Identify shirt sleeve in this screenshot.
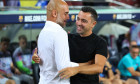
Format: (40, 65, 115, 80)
(95, 39, 108, 58)
(138, 57, 140, 67)
(123, 57, 133, 68)
(54, 31, 79, 71)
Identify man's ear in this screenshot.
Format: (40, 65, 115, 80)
(91, 21, 97, 29)
(93, 21, 97, 26)
(52, 10, 57, 18)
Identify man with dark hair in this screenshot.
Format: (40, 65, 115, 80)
(18, 35, 27, 43)
(0, 37, 16, 84)
(80, 7, 98, 21)
(1, 37, 10, 43)
(13, 35, 31, 74)
(0, 37, 33, 84)
(13, 35, 34, 84)
(33, 6, 107, 84)
(17, 35, 28, 52)
(59, 6, 107, 84)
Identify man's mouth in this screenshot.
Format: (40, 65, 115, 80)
(77, 26, 83, 31)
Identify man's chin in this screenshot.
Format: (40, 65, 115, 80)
(76, 30, 82, 34)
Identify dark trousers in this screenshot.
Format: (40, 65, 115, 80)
(121, 75, 140, 84)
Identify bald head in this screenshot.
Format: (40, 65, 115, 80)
(47, 0, 67, 10)
(47, 0, 67, 17)
(47, 0, 69, 27)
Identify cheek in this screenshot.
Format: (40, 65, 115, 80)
(83, 24, 88, 28)
(76, 21, 78, 25)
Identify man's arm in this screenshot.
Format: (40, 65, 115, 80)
(77, 54, 106, 74)
(10, 63, 21, 75)
(59, 54, 107, 79)
(0, 74, 4, 78)
(122, 56, 140, 76)
(59, 39, 108, 79)
(32, 48, 89, 66)
(16, 61, 32, 75)
(127, 67, 140, 76)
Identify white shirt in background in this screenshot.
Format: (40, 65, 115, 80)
(38, 21, 79, 84)
(0, 1, 4, 7)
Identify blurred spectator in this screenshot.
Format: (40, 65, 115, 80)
(118, 41, 140, 83)
(131, 23, 140, 45)
(0, 37, 16, 84)
(2, 0, 6, 6)
(13, 35, 34, 84)
(100, 61, 138, 84)
(0, 37, 33, 84)
(0, 0, 4, 7)
(0, 72, 15, 84)
(99, 61, 123, 84)
(117, 31, 131, 57)
(7, 0, 18, 6)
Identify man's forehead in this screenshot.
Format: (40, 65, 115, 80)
(131, 41, 137, 45)
(61, 5, 69, 12)
(78, 11, 91, 17)
(1, 41, 9, 44)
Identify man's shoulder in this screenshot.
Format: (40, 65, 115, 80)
(0, 51, 11, 58)
(94, 34, 107, 45)
(95, 34, 106, 42)
(14, 47, 21, 52)
(123, 53, 132, 60)
(13, 47, 21, 55)
(44, 21, 64, 32)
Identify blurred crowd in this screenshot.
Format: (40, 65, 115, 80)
(99, 23, 140, 84)
(0, 23, 140, 84)
(0, 35, 37, 84)
(0, 0, 48, 8)
(0, 0, 140, 83)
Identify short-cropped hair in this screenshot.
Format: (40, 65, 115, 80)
(18, 35, 27, 42)
(1, 37, 10, 43)
(81, 7, 98, 21)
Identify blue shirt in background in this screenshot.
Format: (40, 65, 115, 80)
(118, 53, 140, 76)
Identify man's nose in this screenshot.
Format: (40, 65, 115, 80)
(77, 20, 81, 25)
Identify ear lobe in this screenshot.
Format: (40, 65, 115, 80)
(92, 21, 97, 28)
(52, 10, 57, 18)
(93, 21, 97, 25)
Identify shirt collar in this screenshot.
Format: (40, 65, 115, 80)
(45, 21, 62, 29)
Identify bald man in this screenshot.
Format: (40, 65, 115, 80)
(34, 6, 108, 84)
(37, 0, 80, 84)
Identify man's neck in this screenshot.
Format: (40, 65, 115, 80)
(80, 32, 92, 37)
(47, 17, 56, 23)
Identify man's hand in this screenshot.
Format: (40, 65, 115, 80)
(15, 68, 21, 75)
(105, 61, 112, 68)
(7, 74, 12, 77)
(0, 74, 4, 78)
(32, 48, 40, 63)
(59, 67, 79, 79)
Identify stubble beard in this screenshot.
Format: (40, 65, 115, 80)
(56, 14, 65, 28)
